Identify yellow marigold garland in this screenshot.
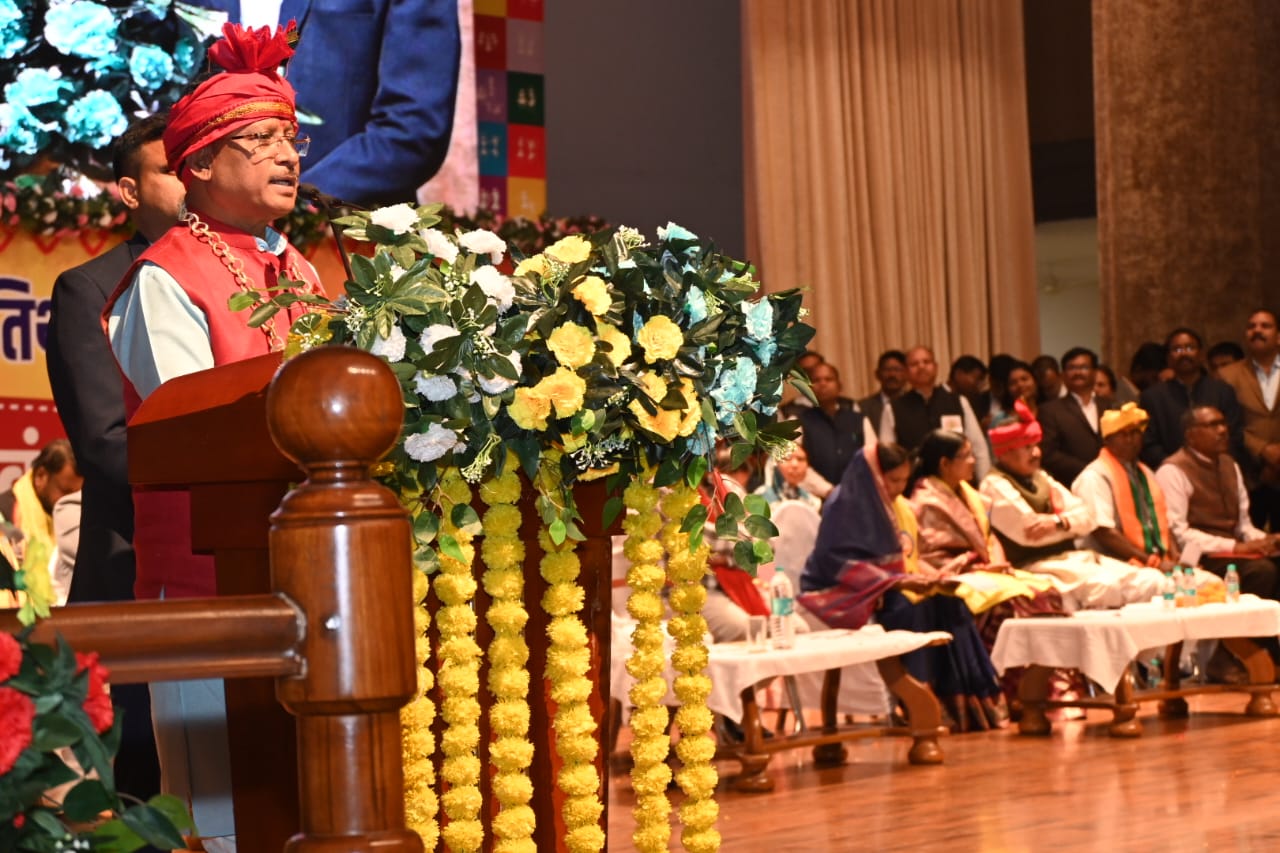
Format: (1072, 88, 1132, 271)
(622, 477, 672, 853)
(479, 463, 538, 853)
(660, 484, 720, 853)
(402, 559, 440, 848)
(536, 457, 606, 853)
(435, 468, 484, 852)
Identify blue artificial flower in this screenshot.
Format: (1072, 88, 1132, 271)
(755, 338, 777, 365)
(0, 0, 28, 61)
(658, 221, 698, 243)
(0, 103, 49, 155)
(63, 90, 127, 147)
(174, 37, 201, 77)
(710, 357, 759, 424)
(688, 422, 715, 456)
(88, 52, 127, 75)
(4, 67, 73, 108)
(129, 44, 175, 91)
(44, 1, 118, 59)
(685, 285, 708, 324)
(743, 299, 773, 341)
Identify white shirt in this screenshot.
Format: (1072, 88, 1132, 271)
(239, 1, 284, 30)
(1071, 391, 1099, 434)
(1154, 449, 1266, 557)
(880, 391, 991, 481)
(107, 227, 295, 401)
(980, 469, 1096, 547)
(1253, 355, 1280, 411)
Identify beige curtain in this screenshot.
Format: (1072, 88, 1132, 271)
(742, 0, 1039, 398)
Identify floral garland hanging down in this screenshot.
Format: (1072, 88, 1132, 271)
(251, 200, 813, 852)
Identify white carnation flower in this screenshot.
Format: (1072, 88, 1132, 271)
(368, 203, 419, 235)
(419, 323, 461, 353)
(470, 265, 515, 311)
(404, 423, 466, 463)
(414, 373, 458, 402)
(477, 352, 521, 395)
(457, 228, 506, 264)
(369, 325, 406, 362)
(420, 227, 459, 264)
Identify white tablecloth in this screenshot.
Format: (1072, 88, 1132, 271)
(611, 620, 951, 723)
(989, 595, 1280, 689)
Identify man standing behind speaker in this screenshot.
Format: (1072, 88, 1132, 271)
(194, 0, 461, 206)
(45, 114, 181, 806)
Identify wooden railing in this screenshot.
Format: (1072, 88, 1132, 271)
(2, 346, 422, 852)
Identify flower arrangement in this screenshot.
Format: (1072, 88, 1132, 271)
(0, 0, 218, 180)
(0, 560, 193, 850)
(258, 201, 813, 850)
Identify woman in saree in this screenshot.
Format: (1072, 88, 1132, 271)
(909, 429, 1064, 649)
(800, 442, 1004, 731)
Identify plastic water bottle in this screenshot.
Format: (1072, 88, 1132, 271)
(1181, 566, 1198, 607)
(1160, 571, 1177, 610)
(769, 571, 796, 650)
(1225, 563, 1241, 603)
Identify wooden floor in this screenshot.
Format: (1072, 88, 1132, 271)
(606, 694, 1280, 851)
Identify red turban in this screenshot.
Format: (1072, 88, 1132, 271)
(988, 399, 1043, 456)
(163, 22, 299, 177)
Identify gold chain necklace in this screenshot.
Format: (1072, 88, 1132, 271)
(182, 209, 314, 351)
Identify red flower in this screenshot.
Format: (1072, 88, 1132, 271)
(12, 814, 22, 828)
(0, 634, 20, 682)
(0, 687, 35, 775)
(75, 653, 113, 734)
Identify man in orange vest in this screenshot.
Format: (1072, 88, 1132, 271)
(1071, 403, 1181, 571)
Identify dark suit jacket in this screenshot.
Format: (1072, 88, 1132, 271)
(46, 237, 147, 603)
(197, 0, 461, 206)
(1037, 395, 1113, 487)
(858, 393, 887, 434)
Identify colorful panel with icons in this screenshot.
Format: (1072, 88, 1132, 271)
(474, 0, 546, 219)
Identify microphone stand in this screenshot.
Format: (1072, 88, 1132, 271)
(299, 183, 364, 285)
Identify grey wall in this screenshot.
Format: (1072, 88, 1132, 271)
(544, 1, 746, 258)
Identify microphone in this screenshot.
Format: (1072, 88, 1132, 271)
(298, 183, 367, 212)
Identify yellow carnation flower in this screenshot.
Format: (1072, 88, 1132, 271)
(535, 367, 587, 418)
(595, 322, 632, 368)
(547, 321, 596, 369)
(546, 234, 592, 264)
(509, 387, 551, 430)
(514, 253, 548, 277)
(571, 274, 611, 315)
(635, 314, 684, 362)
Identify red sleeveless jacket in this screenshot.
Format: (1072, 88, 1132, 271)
(105, 212, 325, 599)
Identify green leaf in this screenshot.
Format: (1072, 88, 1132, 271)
(438, 533, 465, 563)
(146, 793, 196, 833)
(732, 411, 758, 442)
(732, 540, 756, 572)
(450, 503, 482, 536)
(653, 455, 681, 488)
(685, 455, 709, 488)
(32, 711, 80, 751)
(723, 491, 746, 521)
(601, 496, 625, 530)
(119, 803, 188, 848)
(246, 301, 281, 329)
(715, 514, 738, 538)
(62, 778, 115, 822)
(729, 442, 753, 472)
(743, 494, 769, 518)
(92, 818, 147, 853)
(753, 539, 774, 562)
(412, 510, 439, 545)
(227, 292, 258, 312)
(549, 518, 568, 545)
(680, 503, 708, 536)
(744, 515, 779, 539)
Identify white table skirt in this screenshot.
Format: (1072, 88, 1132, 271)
(989, 595, 1280, 690)
(610, 618, 951, 724)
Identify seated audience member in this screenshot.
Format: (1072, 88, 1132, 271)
(858, 349, 907, 434)
(779, 349, 826, 416)
(757, 444, 823, 513)
(1071, 404, 1181, 570)
(909, 430, 1062, 638)
(1095, 363, 1136, 405)
(800, 443, 1003, 730)
(881, 346, 991, 480)
(0, 440, 84, 583)
(701, 447, 765, 642)
(1127, 341, 1170, 396)
(797, 362, 871, 487)
(946, 355, 989, 419)
(1037, 347, 1113, 486)
(1139, 327, 1244, 470)
(1155, 405, 1280, 598)
(980, 402, 1166, 609)
(1207, 340, 1245, 378)
(1217, 309, 1280, 530)
(1031, 354, 1065, 403)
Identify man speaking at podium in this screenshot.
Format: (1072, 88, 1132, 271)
(105, 23, 326, 852)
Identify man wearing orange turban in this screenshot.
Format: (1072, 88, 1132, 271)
(103, 23, 328, 851)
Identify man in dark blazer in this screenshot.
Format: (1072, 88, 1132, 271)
(45, 114, 182, 804)
(195, 0, 461, 206)
(858, 349, 907, 435)
(1039, 346, 1115, 487)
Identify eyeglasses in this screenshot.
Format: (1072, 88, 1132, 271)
(226, 131, 311, 158)
(1170, 344, 1198, 354)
